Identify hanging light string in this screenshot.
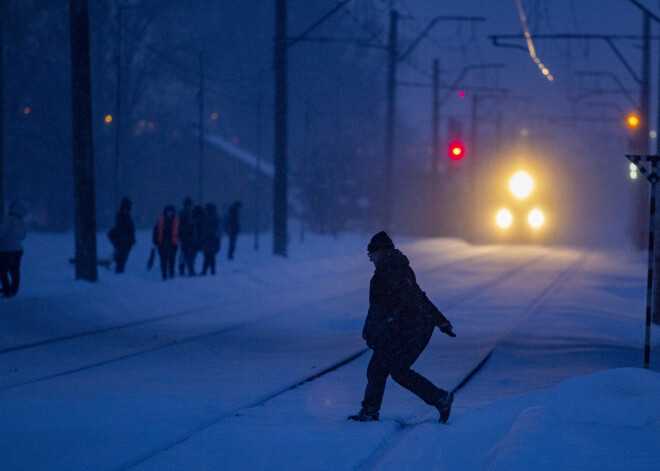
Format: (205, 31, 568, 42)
(515, 0, 554, 82)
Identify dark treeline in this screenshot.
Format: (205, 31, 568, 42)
(8, 0, 537, 240)
(3, 0, 413, 234)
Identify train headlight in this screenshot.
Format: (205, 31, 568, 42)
(509, 171, 534, 199)
(496, 209, 513, 228)
(528, 209, 544, 228)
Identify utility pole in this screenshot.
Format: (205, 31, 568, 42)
(271, 0, 351, 256)
(467, 93, 479, 241)
(0, 1, 4, 224)
(382, 9, 398, 231)
(198, 51, 205, 204)
(254, 98, 263, 251)
(381, 12, 484, 231)
(114, 4, 124, 209)
(400, 62, 504, 238)
(431, 59, 440, 234)
(70, 0, 98, 281)
(273, 0, 288, 256)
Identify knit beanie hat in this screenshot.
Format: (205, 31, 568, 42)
(367, 231, 394, 253)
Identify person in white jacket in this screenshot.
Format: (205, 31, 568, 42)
(0, 201, 27, 297)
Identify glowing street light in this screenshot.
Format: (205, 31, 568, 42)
(105, 114, 113, 124)
(627, 114, 640, 129)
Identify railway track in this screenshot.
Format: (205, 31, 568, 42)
(1, 246, 587, 470)
(352, 252, 588, 471)
(0, 244, 504, 391)
(113, 249, 586, 470)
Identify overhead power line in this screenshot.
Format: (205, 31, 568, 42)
(514, 0, 554, 82)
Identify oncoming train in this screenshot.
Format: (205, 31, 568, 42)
(481, 163, 555, 243)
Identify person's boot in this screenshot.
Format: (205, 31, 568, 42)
(347, 406, 379, 422)
(436, 390, 454, 424)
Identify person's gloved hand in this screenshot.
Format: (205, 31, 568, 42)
(437, 321, 456, 337)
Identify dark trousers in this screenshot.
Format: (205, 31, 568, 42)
(182, 247, 197, 275)
(228, 233, 237, 259)
(114, 246, 131, 273)
(362, 335, 444, 412)
(202, 250, 216, 274)
(158, 246, 177, 280)
(0, 250, 24, 297)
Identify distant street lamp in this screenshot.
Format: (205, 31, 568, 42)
(627, 113, 641, 128)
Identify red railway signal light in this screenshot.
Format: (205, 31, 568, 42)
(448, 140, 465, 161)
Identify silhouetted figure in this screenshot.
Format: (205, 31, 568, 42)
(349, 231, 456, 423)
(178, 197, 193, 275)
(108, 197, 136, 273)
(0, 201, 28, 298)
(201, 203, 221, 275)
(153, 205, 179, 280)
(225, 201, 242, 260)
(183, 204, 205, 275)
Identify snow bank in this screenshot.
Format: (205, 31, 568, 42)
(434, 368, 660, 471)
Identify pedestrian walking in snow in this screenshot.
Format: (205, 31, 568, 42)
(225, 201, 242, 260)
(349, 231, 457, 423)
(201, 203, 221, 275)
(107, 197, 136, 273)
(153, 205, 180, 280)
(184, 204, 205, 275)
(0, 201, 28, 298)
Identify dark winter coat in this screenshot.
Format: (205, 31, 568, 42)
(362, 249, 452, 357)
(190, 205, 205, 251)
(178, 207, 194, 249)
(201, 208, 220, 253)
(225, 205, 240, 236)
(109, 207, 136, 249)
(0, 202, 28, 252)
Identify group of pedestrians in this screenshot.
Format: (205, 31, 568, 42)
(108, 197, 243, 280)
(151, 197, 241, 280)
(107, 196, 242, 279)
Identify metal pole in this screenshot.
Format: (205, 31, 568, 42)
(114, 5, 123, 208)
(70, 0, 98, 281)
(382, 9, 398, 231)
(254, 99, 262, 251)
(273, 0, 288, 256)
(645, 157, 657, 368)
(431, 59, 440, 235)
(0, 1, 4, 223)
(198, 51, 204, 204)
(626, 154, 658, 369)
(468, 94, 479, 241)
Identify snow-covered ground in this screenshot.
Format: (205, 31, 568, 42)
(1, 230, 659, 470)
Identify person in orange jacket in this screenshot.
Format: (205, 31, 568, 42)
(152, 205, 179, 280)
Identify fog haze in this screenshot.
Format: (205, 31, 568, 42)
(2, 0, 653, 247)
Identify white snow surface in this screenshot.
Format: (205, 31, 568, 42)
(1, 230, 660, 470)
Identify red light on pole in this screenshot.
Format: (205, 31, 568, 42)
(448, 140, 465, 160)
